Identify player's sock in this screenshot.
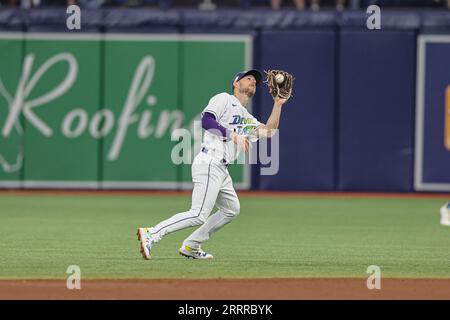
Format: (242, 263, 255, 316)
(144, 227, 162, 243)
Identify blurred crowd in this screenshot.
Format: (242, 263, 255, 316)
(1, 0, 449, 10)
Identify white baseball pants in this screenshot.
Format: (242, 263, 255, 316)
(149, 151, 240, 249)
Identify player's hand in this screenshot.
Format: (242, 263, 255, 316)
(231, 132, 251, 153)
(274, 96, 288, 107)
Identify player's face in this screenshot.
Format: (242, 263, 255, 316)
(237, 75, 257, 98)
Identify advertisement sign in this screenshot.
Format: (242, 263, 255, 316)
(415, 35, 450, 191)
(0, 33, 251, 189)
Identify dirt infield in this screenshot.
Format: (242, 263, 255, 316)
(1, 279, 449, 300)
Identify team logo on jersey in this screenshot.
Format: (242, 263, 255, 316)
(229, 115, 257, 136)
(242, 125, 257, 135)
(229, 115, 255, 125)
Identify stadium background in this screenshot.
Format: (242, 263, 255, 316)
(1, 0, 450, 300)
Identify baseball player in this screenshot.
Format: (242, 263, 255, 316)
(440, 202, 450, 226)
(137, 69, 292, 260)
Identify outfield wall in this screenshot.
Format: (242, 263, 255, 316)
(0, 9, 450, 192)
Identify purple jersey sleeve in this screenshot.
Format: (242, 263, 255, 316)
(202, 112, 232, 140)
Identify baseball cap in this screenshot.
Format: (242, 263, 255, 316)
(231, 69, 263, 91)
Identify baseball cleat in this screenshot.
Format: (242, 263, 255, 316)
(440, 202, 450, 226)
(179, 245, 213, 260)
(137, 227, 156, 260)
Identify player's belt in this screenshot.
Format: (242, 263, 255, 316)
(201, 147, 228, 167)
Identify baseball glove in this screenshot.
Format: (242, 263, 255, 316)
(265, 70, 294, 100)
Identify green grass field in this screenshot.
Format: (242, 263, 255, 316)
(0, 193, 449, 279)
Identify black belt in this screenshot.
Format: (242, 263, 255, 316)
(202, 147, 228, 167)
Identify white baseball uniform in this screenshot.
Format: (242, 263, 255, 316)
(149, 92, 262, 249)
